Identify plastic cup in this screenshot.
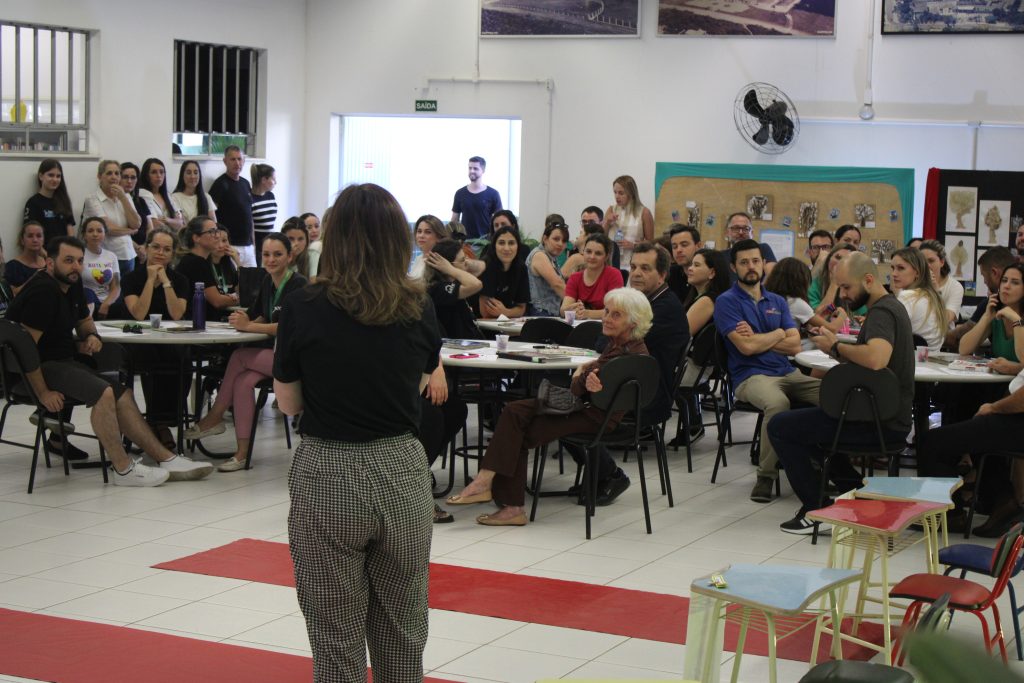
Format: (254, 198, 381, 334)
(915, 345, 929, 362)
(150, 313, 162, 329)
(564, 309, 577, 325)
(496, 334, 509, 352)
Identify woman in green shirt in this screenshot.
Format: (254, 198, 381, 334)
(960, 263, 1024, 375)
(809, 243, 866, 318)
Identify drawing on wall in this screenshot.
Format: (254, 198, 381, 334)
(945, 186, 978, 233)
(882, 0, 1024, 35)
(685, 201, 702, 229)
(481, 0, 641, 37)
(798, 201, 818, 234)
(746, 194, 772, 221)
(658, 1, 836, 36)
(871, 239, 896, 264)
(978, 199, 1011, 247)
(854, 203, 876, 229)
(946, 235, 975, 282)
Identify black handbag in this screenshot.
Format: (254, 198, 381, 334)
(535, 378, 584, 416)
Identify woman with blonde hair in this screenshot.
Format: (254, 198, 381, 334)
(273, 183, 441, 682)
(604, 175, 654, 267)
(890, 247, 948, 352)
(409, 214, 451, 278)
(920, 239, 964, 326)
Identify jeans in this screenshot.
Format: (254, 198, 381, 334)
(768, 407, 908, 515)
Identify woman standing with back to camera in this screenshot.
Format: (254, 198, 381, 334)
(274, 183, 441, 683)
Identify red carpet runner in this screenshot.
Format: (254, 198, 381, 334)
(0, 608, 456, 683)
(155, 538, 885, 663)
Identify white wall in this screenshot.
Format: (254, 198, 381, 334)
(304, 0, 1024, 238)
(0, 0, 306, 253)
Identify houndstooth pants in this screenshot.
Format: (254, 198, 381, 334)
(288, 434, 433, 683)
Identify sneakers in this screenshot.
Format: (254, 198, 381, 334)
(45, 438, 90, 461)
(596, 469, 631, 506)
(750, 476, 775, 503)
(217, 457, 246, 473)
(780, 514, 831, 536)
(183, 422, 226, 440)
(159, 454, 214, 481)
(112, 459, 170, 487)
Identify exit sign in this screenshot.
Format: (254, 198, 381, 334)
(415, 99, 438, 112)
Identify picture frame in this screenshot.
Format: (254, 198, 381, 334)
(658, 1, 835, 37)
(481, 0, 641, 38)
(882, 0, 1024, 35)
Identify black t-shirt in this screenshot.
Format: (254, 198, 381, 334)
(176, 253, 223, 321)
(121, 266, 190, 319)
(24, 193, 75, 246)
(212, 257, 238, 294)
(131, 195, 151, 245)
(247, 271, 308, 348)
(7, 272, 89, 362)
(666, 265, 693, 308)
(273, 285, 441, 441)
(0, 280, 14, 319)
(429, 279, 480, 339)
(856, 294, 915, 432)
(479, 261, 530, 310)
(208, 175, 254, 246)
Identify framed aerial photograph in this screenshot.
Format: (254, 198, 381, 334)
(658, 0, 835, 36)
(882, 0, 1024, 35)
(481, 0, 641, 38)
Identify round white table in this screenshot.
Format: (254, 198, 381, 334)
(441, 339, 597, 371)
(474, 316, 587, 336)
(794, 349, 1014, 384)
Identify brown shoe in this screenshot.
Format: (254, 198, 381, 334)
(476, 512, 527, 527)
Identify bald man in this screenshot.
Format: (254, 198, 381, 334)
(769, 253, 916, 534)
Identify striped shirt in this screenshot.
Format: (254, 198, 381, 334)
(251, 190, 277, 233)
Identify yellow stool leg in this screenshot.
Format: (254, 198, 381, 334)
(731, 607, 751, 683)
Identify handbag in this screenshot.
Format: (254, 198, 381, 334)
(535, 378, 584, 416)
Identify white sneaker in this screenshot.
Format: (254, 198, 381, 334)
(112, 460, 170, 487)
(159, 454, 214, 481)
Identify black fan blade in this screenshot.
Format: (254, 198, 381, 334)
(771, 117, 795, 146)
(743, 90, 765, 119)
(752, 123, 771, 146)
(766, 101, 788, 119)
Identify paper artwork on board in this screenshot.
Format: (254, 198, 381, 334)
(946, 234, 975, 282)
(978, 200, 1011, 247)
(746, 194, 772, 221)
(945, 186, 978, 233)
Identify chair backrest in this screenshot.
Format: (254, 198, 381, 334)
(819, 363, 902, 423)
(669, 336, 695, 392)
(518, 317, 573, 345)
(0, 319, 42, 403)
(990, 523, 1024, 578)
(588, 354, 660, 414)
(238, 267, 263, 309)
(565, 320, 603, 351)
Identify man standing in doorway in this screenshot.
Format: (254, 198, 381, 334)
(451, 156, 502, 239)
(209, 146, 256, 267)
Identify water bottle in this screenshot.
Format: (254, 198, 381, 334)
(615, 228, 624, 242)
(192, 283, 206, 330)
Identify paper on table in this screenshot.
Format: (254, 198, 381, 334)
(496, 314, 511, 321)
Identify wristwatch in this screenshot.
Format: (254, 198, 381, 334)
(84, 331, 102, 342)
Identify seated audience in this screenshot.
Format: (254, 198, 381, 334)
(138, 158, 185, 267)
(561, 233, 623, 320)
(919, 239, 963, 327)
(806, 229, 834, 267)
(185, 233, 307, 471)
(684, 248, 731, 336)
(282, 218, 312, 279)
(79, 216, 121, 320)
(82, 160, 141, 276)
(764, 257, 846, 337)
(771, 252, 915, 534)
(299, 212, 322, 277)
(409, 215, 451, 279)
(171, 160, 218, 223)
(122, 227, 190, 446)
(526, 216, 569, 317)
(8, 236, 212, 485)
(890, 247, 947, 352)
(721, 212, 777, 277)
(947, 247, 1016, 350)
(0, 239, 14, 319)
(666, 224, 701, 307)
(120, 162, 151, 260)
(906, 237, 923, 250)
(713, 239, 818, 503)
(809, 243, 863, 320)
(445, 287, 653, 526)
(835, 224, 862, 249)
(959, 263, 1024, 376)
(477, 226, 529, 319)
(6, 221, 48, 295)
(212, 226, 240, 296)
(563, 215, 621, 275)
(177, 217, 240, 320)
(424, 239, 482, 339)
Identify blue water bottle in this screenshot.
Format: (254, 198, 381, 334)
(192, 283, 206, 330)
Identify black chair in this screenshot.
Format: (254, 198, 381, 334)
(709, 332, 766, 485)
(565, 320, 603, 351)
(811, 362, 906, 544)
(0, 320, 107, 493)
(237, 267, 263, 309)
(242, 378, 293, 469)
(531, 354, 661, 539)
(671, 324, 723, 473)
(518, 318, 572, 345)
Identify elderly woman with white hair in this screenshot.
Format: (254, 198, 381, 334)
(446, 286, 652, 526)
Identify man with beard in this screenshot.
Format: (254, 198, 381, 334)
(713, 239, 819, 504)
(450, 156, 502, 239)
(770, 252, 914, 534)
(6, 236, 213, 486)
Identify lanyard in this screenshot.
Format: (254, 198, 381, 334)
(210, 260, 228, 294)
(268, 270, 292, 321)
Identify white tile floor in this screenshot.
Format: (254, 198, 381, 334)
(0, 398, 1022, 683)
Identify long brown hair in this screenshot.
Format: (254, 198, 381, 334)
(317, 183, 425, 325)
(892, 247, 947, 334)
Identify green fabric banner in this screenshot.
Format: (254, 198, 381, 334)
(654, 162, 915, 241)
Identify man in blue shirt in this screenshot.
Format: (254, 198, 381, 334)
(713, 239, 820, 503)
(451, 156, 502, 239)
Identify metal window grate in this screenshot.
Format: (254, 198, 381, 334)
(174, 40, 258, 137)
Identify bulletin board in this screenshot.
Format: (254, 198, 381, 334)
(929, 169, 1024, 301)
(654, 163, 914, 268)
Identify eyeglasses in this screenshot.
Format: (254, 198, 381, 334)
(199, 229, 218, 236)
(728, 225, 753, 233)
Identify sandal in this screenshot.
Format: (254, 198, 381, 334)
(433, 504, 454, 524)
(445, 491, 492, 505)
